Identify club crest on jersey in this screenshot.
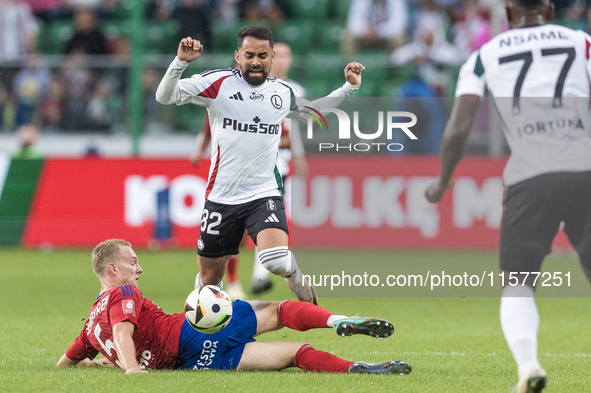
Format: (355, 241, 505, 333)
(198, 237, 204, 250)
(122, 299, 136, 316)
(266, 199, 276, 211)
(250, 92, 264, 101)
(271, 95, 283, 109)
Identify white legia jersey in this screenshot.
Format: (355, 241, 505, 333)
(277, 79, 306, 178)
(455, 24, 591, 186)
(156, 58, 356, 204)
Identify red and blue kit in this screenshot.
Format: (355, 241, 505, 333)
(64, 285, 183, 370)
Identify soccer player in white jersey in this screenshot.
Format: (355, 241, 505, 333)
(425, 1, 591, 392)
(156, 26, 364, 305)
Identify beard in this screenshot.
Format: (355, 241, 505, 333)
(242, 65, 268, 86)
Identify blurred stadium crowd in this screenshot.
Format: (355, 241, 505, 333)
(0, 0, 588, 135)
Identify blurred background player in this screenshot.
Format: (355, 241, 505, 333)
(12, 123, 42, 159)
(64, 8, 107, 56)
(341, 0, 408, 55)
(389, 0, 462, 96)
(425, 1, 591, 392)
(57, 239, 411, 375)
(0, 0, 38, 96)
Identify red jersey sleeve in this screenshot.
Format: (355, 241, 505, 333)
(65, 329, 99, 361)
(108, 285, 141, 327)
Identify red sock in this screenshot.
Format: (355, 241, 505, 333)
(277, 300, 334, 331)
(226, 255, 238, 284)
(295, 344, 353, 373)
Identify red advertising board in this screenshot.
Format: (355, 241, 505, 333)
(22, 156, 572, 250)
(23, 158, 210, 248)
(289, 156, 570, 250)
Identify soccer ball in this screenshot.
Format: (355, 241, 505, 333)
(184, 285, 233, 334)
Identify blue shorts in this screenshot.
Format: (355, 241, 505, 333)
(174, 300, 257, 370)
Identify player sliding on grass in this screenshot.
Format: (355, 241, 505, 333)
(425, 1, 591, 392)
(156, 26, 365, 304)
(57, 239, 411, 375)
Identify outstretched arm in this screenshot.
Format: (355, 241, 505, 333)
(155, 37, 204, 105)
(425, 95, 481, 203)
(57, 354, 114, 368)
(57, 330, 106, 368)
(57, 354, 82, 367)
(112, 321, 147, 374)
(288, 62, 365, 122)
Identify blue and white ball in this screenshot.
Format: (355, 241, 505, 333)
(184, 285, 233, 334)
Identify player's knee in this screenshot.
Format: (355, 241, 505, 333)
(259, 246, 293, 277)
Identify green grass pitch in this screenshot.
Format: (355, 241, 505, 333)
(0, 248, 589, 392)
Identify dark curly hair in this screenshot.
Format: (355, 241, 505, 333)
(237, 26, 274, 49)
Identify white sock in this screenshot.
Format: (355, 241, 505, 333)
(284, 262, 302, 289)
(500, 285, 541, 379)
(194, 273, 203, 289)
(195, 273, 223, 290)
(326, 314, 348, 328)
(251, 246, 270, 281)
(283, 252, 311, 299)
